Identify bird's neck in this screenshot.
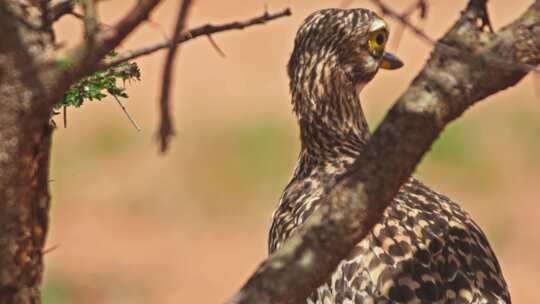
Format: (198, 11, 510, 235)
(293, 88, 371, 162)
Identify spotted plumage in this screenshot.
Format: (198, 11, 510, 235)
(269, 8, 510, 304)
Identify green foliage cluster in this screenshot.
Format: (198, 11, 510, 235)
(55, 55, 141, 112)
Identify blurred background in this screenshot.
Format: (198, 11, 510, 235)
(45, 0, 539, 303)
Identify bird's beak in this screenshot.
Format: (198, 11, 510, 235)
(380, 52, 404, 70)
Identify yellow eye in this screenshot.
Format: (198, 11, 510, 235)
(368, 29, 388, 54)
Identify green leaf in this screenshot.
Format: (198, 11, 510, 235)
(54, 52, 141, 112)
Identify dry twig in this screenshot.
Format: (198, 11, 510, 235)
(390, 0, 429, 50)
(42, 243, 60, 255)
(370, 0, 435, 44)
(101, 8, 292, 69)
(112, 95, 142, 132)
(158, 0, 193, 152)
(206, 34, 227, 58)
(63, 106, 67, 128)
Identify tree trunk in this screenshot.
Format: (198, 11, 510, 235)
(0, 1, 289, 303)
(0, 4, 54, 303)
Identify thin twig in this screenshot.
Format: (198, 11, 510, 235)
(43, 243, 60, 255)
(49, 0, 108, 30)
(370, 0, 435, 44)
(389, 0, 429, 51)
(158, 0, 194, 152)
(63, 106, 67, 128)
(69, 11, 84, 19)
(402, 0, 428, 19)
(67, 10, 112, 30)
(146, 19, 170, 41)
(112, 95, 142, 132)
(206, 34, 227, 58)
(389, 20, 406, 51)
(100, 8, 292, 69)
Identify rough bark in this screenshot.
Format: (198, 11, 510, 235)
(227, 1, 540, 303)
(0, 0, 165, 302)
(0, 3, 54, 303)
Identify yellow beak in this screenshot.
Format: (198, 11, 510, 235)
(380, 52, 404, 70)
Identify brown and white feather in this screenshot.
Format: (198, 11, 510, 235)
(269, 8, 510, 304)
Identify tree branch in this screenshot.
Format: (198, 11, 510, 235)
(379, 0, 429, 50)
(81, 0, 98, 40)
(226, 1, 540, 303)
(49, 0, 76, 22)
(44, 0, 163, 108)
(112, 94, 142, 132)
(101, 8, 292, 69)
(370, 0, 435, 44)
(157, 0, 193, 152)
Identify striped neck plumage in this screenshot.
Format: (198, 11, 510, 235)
(291, 81, 371, 160)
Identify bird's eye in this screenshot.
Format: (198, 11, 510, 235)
(368, 29, 388, 54)
(375, 33, 386, 45)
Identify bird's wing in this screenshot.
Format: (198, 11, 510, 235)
(307, 179, 510, 304)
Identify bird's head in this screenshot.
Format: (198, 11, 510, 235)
(288, 8, 403, 119)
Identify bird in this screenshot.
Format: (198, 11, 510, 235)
(268, 8, 511, 304)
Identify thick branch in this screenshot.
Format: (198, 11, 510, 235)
(101, 8, 292, 69)
(81, 0, 98, 40)
(227, 1, 540, 303)
(157, 0, 193, 152)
